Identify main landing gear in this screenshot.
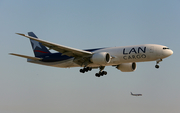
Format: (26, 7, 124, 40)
(95, 66, 107, 77)
(155, 59, 162, 69)
(80, 67, 92, 73)
(79, 66, 107, 77)
(95, 71, 107, 77)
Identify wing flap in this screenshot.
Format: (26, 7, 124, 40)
(10, 53, 42, 60)
(16, 33, 93, 57)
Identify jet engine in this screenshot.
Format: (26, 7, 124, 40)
(90, 52, 111, 65)
(116, 62, 136, 72)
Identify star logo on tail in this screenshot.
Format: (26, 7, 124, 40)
(31, 40, 42, 49)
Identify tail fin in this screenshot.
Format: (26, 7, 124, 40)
(28, 32, 51, 57)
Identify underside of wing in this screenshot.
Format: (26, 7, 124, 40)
(16, 33, 93, 57)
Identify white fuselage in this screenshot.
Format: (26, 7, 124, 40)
(28, 44, 173, 68)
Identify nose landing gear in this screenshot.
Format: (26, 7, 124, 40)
(155, 59, 162, 69)
(155, 65, 159, 69)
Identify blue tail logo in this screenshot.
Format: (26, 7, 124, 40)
(31, 39, 42, 49)
(28, 32, 51, 57)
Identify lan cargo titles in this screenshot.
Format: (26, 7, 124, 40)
(10, 32, 173, 77)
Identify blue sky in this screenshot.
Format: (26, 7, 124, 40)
(1, 0, 180, 113)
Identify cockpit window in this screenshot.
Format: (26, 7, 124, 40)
(163, 47, 169, 49)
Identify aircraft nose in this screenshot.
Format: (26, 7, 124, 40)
(170, 49, 173, 55)
(164, 49, 173, 57)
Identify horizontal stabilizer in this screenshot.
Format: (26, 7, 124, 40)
(9, 53, 42, 60)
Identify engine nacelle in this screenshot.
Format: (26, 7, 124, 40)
(116, 62, 136, 72)
(90, 52, 111, 65)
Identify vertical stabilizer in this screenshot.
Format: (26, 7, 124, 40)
(28, 32, 51, 57)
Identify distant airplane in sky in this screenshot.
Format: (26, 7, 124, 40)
(10, 32, 173, 77)
(131, 92, 142, 96)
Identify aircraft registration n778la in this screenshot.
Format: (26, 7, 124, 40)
(10, 32, 173, 77)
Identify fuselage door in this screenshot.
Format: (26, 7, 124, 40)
(149, 46, 154, 53)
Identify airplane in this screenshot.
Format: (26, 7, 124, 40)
(10, 32, 173, 77)
(131, 92, 142, 96)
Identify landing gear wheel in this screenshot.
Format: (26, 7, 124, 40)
(95, 66, 108, 77)
(101, 71, 107, 76)
(103, 71, 107, 75)
(155, 65, 159, 69)
(79, 67, 92, 73)
(95, 73, 100, 77)
(99, 72, 104, 76)
(85, 68, 89, 72)
(80, 69, 85, 73)
(155, 59, 162, 69)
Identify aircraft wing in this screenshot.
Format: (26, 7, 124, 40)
(16, 33, 93, 57)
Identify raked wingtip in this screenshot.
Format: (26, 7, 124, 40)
(16, 33, 25, 36)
